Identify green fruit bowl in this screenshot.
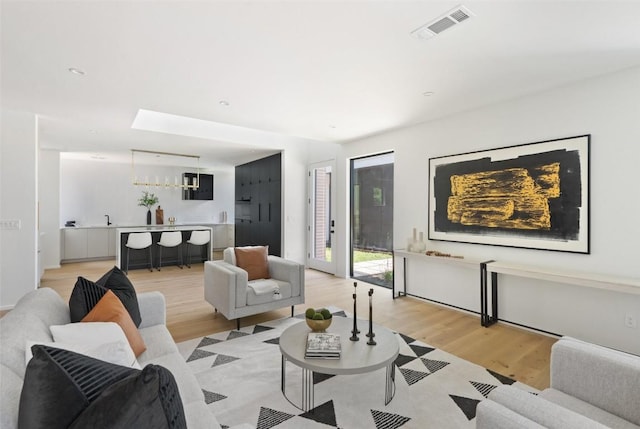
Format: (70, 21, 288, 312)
(306, 317, 332, 332)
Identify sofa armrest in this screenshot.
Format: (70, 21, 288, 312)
(488, 385, 607, 429)
(476, 399, 546, 429)
(268, 256, 304, 299)
(204, 261, 249, 319)
(137, 291, 166, 328)
(551, 336, 640, 425)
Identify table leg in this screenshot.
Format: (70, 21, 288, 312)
(281, 355, 286, 394)
(385, 362, 396, 405)
(302, 368, 314, 412)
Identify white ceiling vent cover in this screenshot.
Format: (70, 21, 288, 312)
(411, 5, 474, 40)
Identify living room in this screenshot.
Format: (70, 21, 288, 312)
(2, 2, 640, 428)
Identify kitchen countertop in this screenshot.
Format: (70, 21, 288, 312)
(115, 225, 213, 233)
(61, 223, 231, 229)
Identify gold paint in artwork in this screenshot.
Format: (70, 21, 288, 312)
(447, 163, 560, 230)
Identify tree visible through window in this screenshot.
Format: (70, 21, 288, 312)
(373, 187, 384, 206)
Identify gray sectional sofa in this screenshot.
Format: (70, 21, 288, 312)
(476, 336, 640, 429)
(0, 287, 247, 429)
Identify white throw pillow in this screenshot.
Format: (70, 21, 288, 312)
(48, 321, 141, 368)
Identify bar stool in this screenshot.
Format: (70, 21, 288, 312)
(157, 231, 183, 271)
(185, 230, 210, 268)
(124, 232, 153, 274)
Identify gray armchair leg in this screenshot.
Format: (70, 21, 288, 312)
(236, 318, 241, 330)
(291, 306, 294, 317)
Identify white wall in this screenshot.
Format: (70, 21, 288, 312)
(39, 149, 60, 270)
(0, 110, 38, 309)
(60, 160, 235, 227)
(336, 66, 640, 354)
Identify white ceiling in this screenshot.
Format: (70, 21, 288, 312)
(3, 1, 640, 168)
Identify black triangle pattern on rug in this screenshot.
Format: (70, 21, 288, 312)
(197, 336, 222, 348)
(394, 353, 416, 368)
(212, 354, 240, 367)
(470, 381, 497, 398)
(202, 389, 227, 404)
(256, 407, 295, 429)
(263, 337, 280, 345)
(487, 369, 516, 385)
(313, 372, 335, 384)
(227, 330, 250, 340)
(399, 333, 415, 345)
(410, 344, 435, 357)
(253, 325, 274, 334)
(450, 395, 481, 420)
(422, 358, 450, 374)
(299, 400, 337, 427)
(371, 409, 411, 429)
(399, 368, 429, 386)
(187, 348, 216, 362)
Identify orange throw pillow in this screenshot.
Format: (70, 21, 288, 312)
(81, 289, 147, 357)
(234, 246, 270, 281)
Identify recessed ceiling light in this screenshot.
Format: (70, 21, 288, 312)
(329, 125, 337, 129)
(423, 91, 435, 97)
(219, 100, 230, 106)
(68, 67, 85, 76)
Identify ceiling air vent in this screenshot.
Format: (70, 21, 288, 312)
(411, 5, 474, 40)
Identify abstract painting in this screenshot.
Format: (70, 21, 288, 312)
(428, 135, 590, 253)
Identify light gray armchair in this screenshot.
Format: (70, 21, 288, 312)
(204, 247, 305, 329)
(476, 336, 640, 429)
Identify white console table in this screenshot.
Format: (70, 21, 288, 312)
(395, 249, 640, 328)
(481, 261, 640, 327)
(393, 249, 487, 298)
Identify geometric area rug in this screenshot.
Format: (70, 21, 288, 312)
(177, 310, 537, 429)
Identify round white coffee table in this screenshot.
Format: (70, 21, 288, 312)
(279, 316, 400, 411)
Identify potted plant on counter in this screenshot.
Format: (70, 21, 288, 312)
(138, 191, 159, 225)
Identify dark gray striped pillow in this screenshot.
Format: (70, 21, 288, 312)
(19, 345, 186, 429)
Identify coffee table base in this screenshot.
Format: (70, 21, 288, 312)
(281, 355, 396, 412)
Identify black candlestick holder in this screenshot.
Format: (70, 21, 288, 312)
(352, 282, 360, 334)
(350, 288, 359, 341)
(366, 288, 376, 345)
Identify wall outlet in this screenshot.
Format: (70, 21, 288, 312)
(625, 313, 637, 329)
(0, 219, 21, 230)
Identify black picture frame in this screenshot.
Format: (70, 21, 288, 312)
(428, 135, 590, 253)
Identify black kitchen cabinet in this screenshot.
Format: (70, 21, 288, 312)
(183, 173, 214, 200)
(234, 153, 281, 256)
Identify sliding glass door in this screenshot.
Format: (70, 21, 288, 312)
(350, 152, 394, 288)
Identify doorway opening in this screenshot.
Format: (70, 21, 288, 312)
(350, 152, 394, 288)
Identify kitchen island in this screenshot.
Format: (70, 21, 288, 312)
(116, 225, 213, 271)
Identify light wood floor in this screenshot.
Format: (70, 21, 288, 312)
(39, 259, 557, 390)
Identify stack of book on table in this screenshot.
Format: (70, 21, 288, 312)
(305, 332, 341, 359)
